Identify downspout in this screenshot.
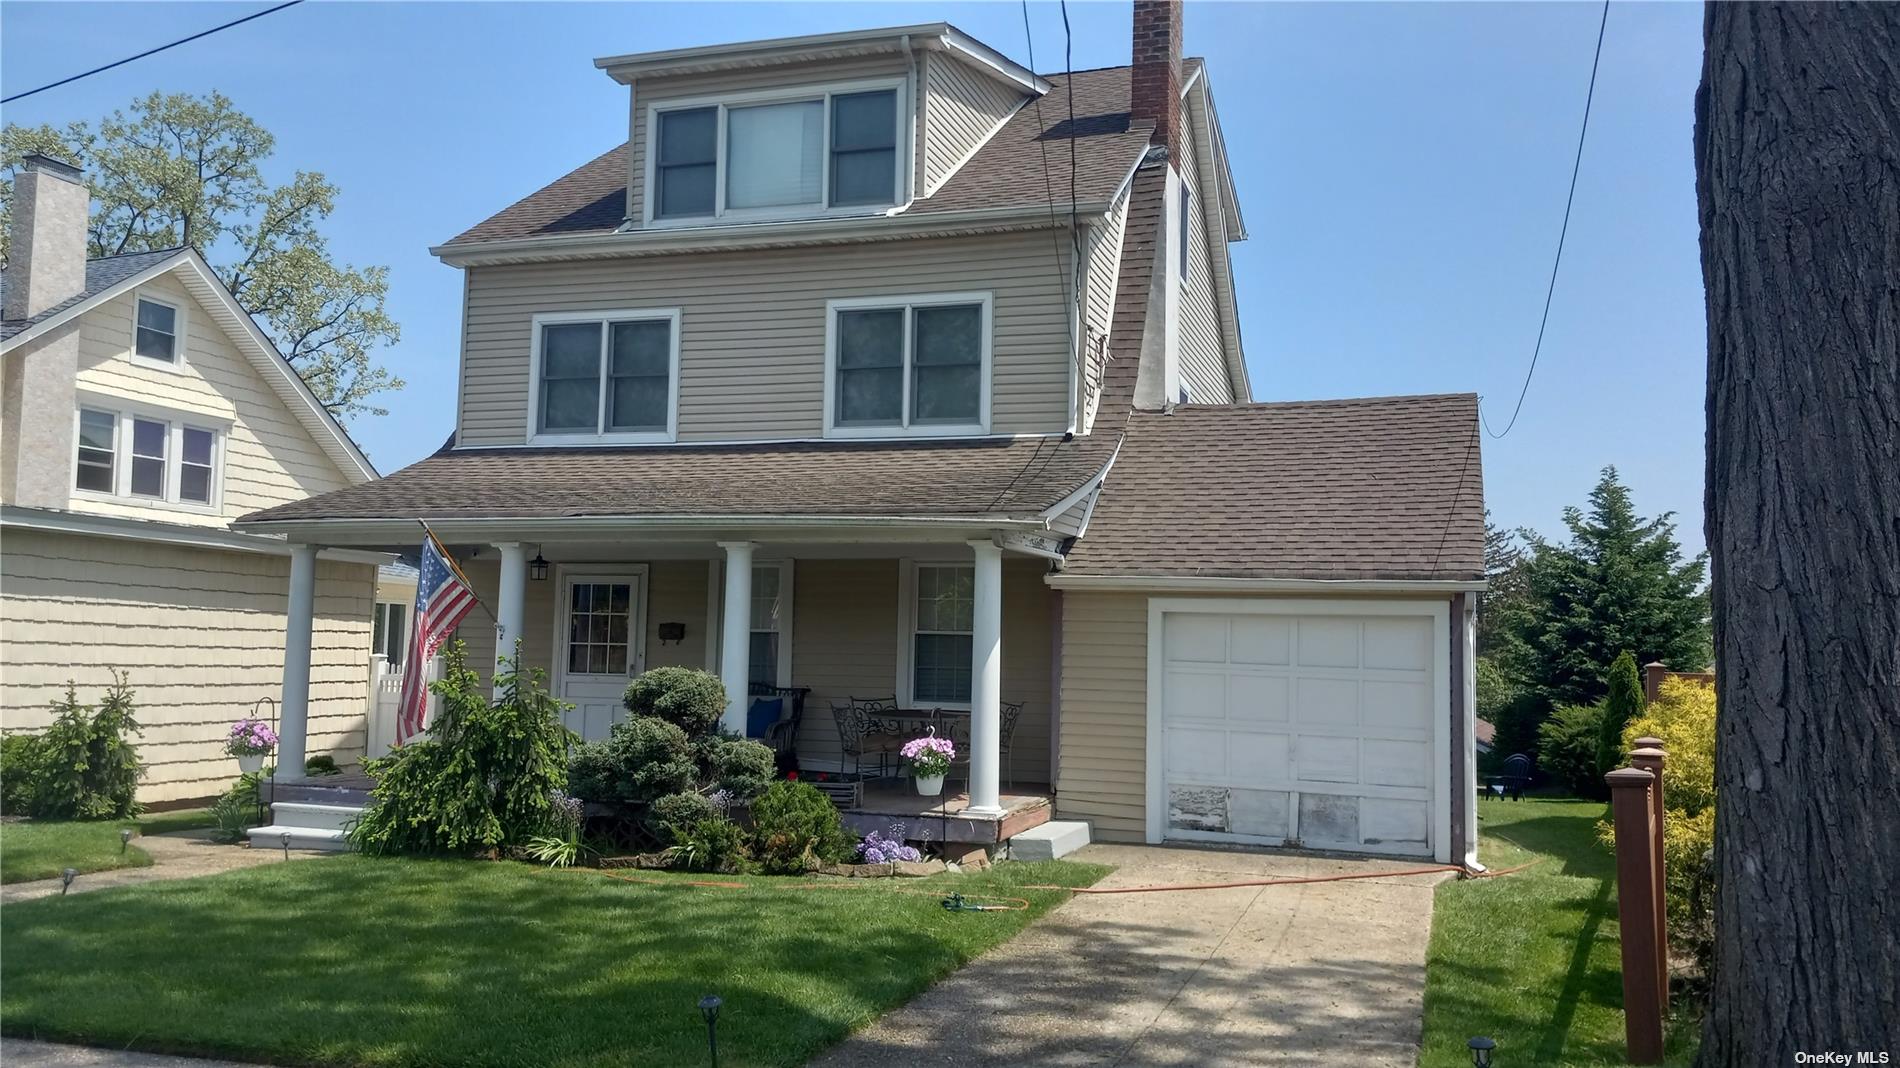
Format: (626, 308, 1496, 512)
(885, 34, 921, 216)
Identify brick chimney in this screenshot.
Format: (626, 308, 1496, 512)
(1130, 0, 1183, 158)
(4, 153, 89, 321)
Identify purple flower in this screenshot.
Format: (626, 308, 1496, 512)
(858, 826, 922, 864)
(224, 717, 278, 756)
(899, 734, 955, 776)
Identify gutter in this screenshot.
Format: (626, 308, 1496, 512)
(232, 512, 1056, 544)
(1043, 574, 1489, 594)
(2, 505, 393, 566)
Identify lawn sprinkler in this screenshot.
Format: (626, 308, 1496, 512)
(697, 994, 722, 1068)
(940, 892, 1009, 913)
(60, 867, 78, 895)
(120, 828, 133, 854)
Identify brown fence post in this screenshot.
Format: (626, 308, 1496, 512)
(1607, 766, 1664, 1064)
(1642, 662, 1667, 704)
(1629, 742, 1668, 1010)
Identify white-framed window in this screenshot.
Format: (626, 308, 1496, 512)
(526, 308, 681, 445)
(372, 601, 408, 666)
(648, 79, 904, 224)
(824, 292, 991, 438)
(747, 561, 794, 689)
(901, 562, 974, 707)
(71, 401, 224, 509)
(131, 295, 184, 368)
(1178, 184, 1194, 281)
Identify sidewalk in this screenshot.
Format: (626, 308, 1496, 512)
(2, 829, 331, 905)
(0, 1040, 256, 1068)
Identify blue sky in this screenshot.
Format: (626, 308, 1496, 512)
(1, 1, 1710, 556)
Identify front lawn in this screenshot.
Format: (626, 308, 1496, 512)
(1, 854, 1106, 1067)
(1418, 796, 1698, 1067)
(0, 808, 216, 884)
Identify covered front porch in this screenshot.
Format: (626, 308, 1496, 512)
(272, 522, 1070, 832)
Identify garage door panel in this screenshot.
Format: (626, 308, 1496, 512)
(1298, 792, 1360, 847)
(1296, 619, 1361, 668)
(1361, 798, 1430, 848)
(1163, 669, 1228, 720)
(1362, 678, 1431, 730)
(1229, 617, 1292, 665)
(1296, 734, 1359, 783)
(1164, 614, 1230, 662)
(1227, 673, 1289, 722)
(1228, 788, 1290, 838)
(1166, 727, 1228, 779)
(1363, 738, 1431, 788)
(1362, 619, 1431, 671)
(1226, 732, 1290, 783)
(1295, 676, 1359, 725)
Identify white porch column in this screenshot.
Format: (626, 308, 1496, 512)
(966, 538, 1005, 817)
(493, 542, 528, 689)
(717, 541, 756, 734)
(279, 543, 318, 778)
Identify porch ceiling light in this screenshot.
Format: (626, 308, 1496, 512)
(1468, 1036, 1495, 1067)
(529, 548, 550, 582)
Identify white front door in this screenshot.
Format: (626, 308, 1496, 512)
(555, 570, 646, 740)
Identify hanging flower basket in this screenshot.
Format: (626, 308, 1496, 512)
(900, 733, 955, 797)
(225, 717, 278, 775)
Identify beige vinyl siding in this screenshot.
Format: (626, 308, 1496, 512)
(460, 231, 1076, 444)
(1176, 144, 1231, 404)
(68, 272, 355, 526)
(453, 559, 709, 687)
(920, 53, 1024, 196)
(1085, 191, 1131, 345)
(626, 56, 915, 228)
(1054, 591, 1149, 840)
(0, 530, 374, 802)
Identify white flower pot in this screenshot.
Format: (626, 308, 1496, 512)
(235, 752, 266, 775)
(914, 772, 945, 797)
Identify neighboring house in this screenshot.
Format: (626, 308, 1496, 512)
(238, 2, 1487, 862)
(0, 153, 387, 802)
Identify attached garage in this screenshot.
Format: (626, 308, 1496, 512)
(1145, 599, 1450, 859)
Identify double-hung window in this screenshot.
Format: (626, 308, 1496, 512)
(747, 563, 791, 689)
(827, 293, 990, 437)
(651, 84, 901, 222)
(909, 564, 974, 706)
(73, 404, 221, 507)
(133, 297, 180, 365)
(372, 602, 408, 666)
(530, 310, 680, 443)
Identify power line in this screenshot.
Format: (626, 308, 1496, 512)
(2, 1, 305, 105)
(1481, 0, 1610, 441)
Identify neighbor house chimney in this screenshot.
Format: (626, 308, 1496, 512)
(2, 153, 88, 510)
(4, 153, 89, 321)
(1130, 0, 1183, 158)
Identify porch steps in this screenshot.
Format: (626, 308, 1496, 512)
(246, 801, 365, 853)
(1006, 820, 1091, 861)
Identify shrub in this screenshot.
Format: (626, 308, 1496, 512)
(668, 816, 750, 873)
(624, 668, 726, 736)
(1624, 675, 1717, 970)
(350, 644, 575, 855)
(1, 734, 42, 814)
(1596, 651, 1646, 778)
(209, 772, 263, 844)
(749, 780, 857, 874)
(649, 790, 717, 843)
(1538, 702, 1607, 798)
(304, 755, 341, 776)
(704, 737, 775, 801)
(18, 676, 144, 820)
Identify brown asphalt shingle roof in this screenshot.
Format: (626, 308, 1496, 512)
(237, 435, 1120, 524)
(442, 66, 1153, 246)
(1064, 394, 1486, 582)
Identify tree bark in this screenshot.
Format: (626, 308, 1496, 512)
(1695, 3, 1900, 1063)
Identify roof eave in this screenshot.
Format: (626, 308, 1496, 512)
(1045, 574, 1488, 593)
(595, 23, 1049, 96)
(232, 512, 1056, 546)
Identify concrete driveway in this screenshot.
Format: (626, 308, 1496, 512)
(814, 842, 1450, 1067)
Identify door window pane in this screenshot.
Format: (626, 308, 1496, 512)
(912, 304, 982, 424)
(836, 308, 903, 425)
(657, 107, 717, 218)
(540, 322, 602, 432)
(180, 427, 214, 503)
(130, 418, 167, 498)
(607, 320, 671, 431)
(830, 91, 897, 207)
(76, 409, 116, 492)
(727, 99, 823, 210)
(568, 582, 633, 676)
(135, 299, 177, 362)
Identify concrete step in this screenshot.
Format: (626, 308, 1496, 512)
(1007, 820, 1091, 861)
(247, 825, 351, 852)
(268, 801, 364, 833)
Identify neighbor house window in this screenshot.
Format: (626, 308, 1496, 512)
(531, 310, 679, 442)
(72, 404, 221, 506)
(372, 601, 408, 666)
(828, 294, 989, 436)
(651, 85, 901, 221)
(134, 298, 179, 364)
(748, 564, 787, 688)
(910, 564, 973, 705)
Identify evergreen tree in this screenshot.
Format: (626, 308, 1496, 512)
(1501, 467, 1710, 714)
(1595, 650, 1645, 778)
(1478, 513, 1530, 656)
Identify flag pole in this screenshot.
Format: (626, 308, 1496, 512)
(415, 519, 498, 625)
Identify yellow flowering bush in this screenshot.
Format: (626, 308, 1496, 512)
(1606, 675, 1718, 968)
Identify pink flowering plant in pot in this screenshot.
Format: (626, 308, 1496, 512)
(225, 717, 278, 773)
(900, 733, 955, 797)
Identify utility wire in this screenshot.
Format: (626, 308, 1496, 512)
(1481, 0, 1610, 440)
(2, 1, 305, 105)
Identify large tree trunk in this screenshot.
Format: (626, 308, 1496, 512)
(1695, 3, 1900, 1063)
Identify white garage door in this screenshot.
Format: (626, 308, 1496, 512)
(1154, 605, 1446, 857)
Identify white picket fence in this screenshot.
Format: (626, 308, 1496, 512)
(365, 654, 441, 759)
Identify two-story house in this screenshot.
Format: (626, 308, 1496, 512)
(239, 2, 1488, 863)
(0, 154, 386, 803)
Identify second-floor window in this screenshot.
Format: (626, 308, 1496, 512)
(529, 309, 680, 444)
(134, 297, 180, 365)
(826, 293, 991, 437)
(74, 404, 220, 507)
(652, 84, 901, 222)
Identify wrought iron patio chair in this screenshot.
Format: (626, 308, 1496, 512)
(832, 696, 903, 780)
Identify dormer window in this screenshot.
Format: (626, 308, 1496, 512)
(650, 82, 902, 223)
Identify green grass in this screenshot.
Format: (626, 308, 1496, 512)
(0, 808, 217, 884)
(1419, 796, 1699, 1067)
(1, 854, 1107, 1067)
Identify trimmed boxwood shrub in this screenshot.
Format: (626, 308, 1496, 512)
(650, 790, 717, 840)
(749, 780, 857, 874)
(624, 668, 726, 735)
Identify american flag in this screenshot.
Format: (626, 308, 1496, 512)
(396, 532, 478, 744)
